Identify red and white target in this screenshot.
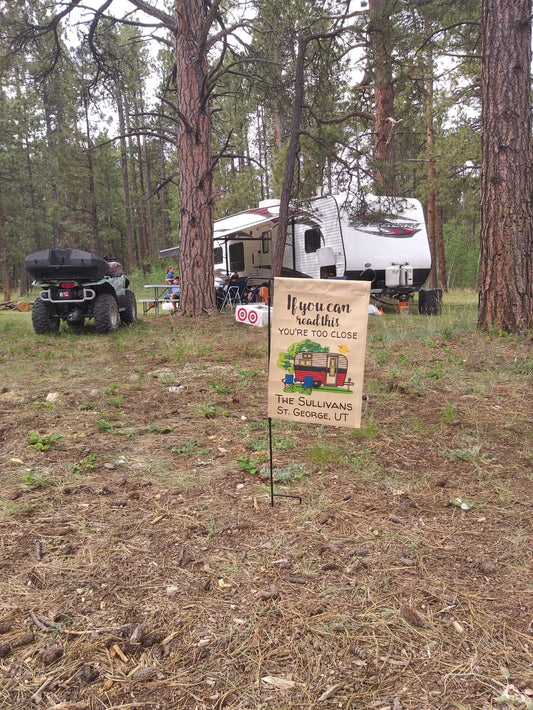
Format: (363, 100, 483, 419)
(235, 304, 272, 327)
(237, 306, 248, 323)
(247, 309, 259, 325)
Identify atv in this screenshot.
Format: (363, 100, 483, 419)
(24, 248, 137, 334)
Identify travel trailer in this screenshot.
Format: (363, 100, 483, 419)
(294, 351, 349, 388)
(210, 193, 432, 299)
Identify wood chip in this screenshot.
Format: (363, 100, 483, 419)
(318, 682, 344, 701)
(261, 675, 296, 690)
(399, 604, 426, 628)
(110, 643, 128, 662)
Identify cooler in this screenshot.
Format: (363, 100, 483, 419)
(235, 303, 272, 327)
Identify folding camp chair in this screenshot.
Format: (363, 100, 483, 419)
(302, 375, 314, 393)
(283, 374, 295, 392)
(221, 279, 248, 309)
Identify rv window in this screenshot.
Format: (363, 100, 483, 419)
(229, 242, 245, 272)
(213, 247, 223, 265)
(261, 232, 270, 254)
(304, 228, 322, 253)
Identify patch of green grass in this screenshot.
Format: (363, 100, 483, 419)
(210, 380, 231, 394)
(150, 423, 174, 433)
(246, 433, 296, 452)
(22, 471, 51, 490)
(235, 367, 261, 382)
(197, 344, 212, 356)
(172, 439, 212, 456)
(349, 418, 380, 439)
(68, 454, 98, 474)
(199, 405, 228, 418)
(440, 445, 494, 463)
(272, 461, 310, 483)
(308, 441, 348, 467)
(440, 403, 457, 423)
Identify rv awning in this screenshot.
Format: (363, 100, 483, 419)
(213, 208, 278, 241)
(159, 246, 180, 258)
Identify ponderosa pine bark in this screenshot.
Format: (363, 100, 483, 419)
(174, 0, 216, 315)
(368, 0, 396, 196)
(479, 0, 533, 333)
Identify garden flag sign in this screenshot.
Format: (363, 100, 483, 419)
(268, 277, 371, 429)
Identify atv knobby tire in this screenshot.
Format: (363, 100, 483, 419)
(120, 290, 137, 324)
(32, 298, 60, 334)
(94, 293, 120, 333)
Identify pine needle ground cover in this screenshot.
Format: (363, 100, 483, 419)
(0, 297, 531, 710)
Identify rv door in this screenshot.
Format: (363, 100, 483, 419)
(325, 355, 338, 386)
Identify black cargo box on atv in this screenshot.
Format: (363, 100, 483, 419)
(25, 248, 110, 281)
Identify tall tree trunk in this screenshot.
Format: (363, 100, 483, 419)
(0, 199, 10, 302)
(43, 90, 62, 248)
(115, 86, 136, 270)
(82, 86, 100, 255)
(175, 0, 216, 315)
(272, 34, 306, 277)
(368, 0, 396, 196)
(426, 192, 437, 288)
(435, 205, 447, 291)
(141, 135, 155, 264)
(479, 0, 533, 333)
(158, 135, 171, 250)
(425, 54, 438, 289)
(132, 132, 148, 268)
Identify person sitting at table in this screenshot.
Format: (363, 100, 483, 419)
(165, 266, 175, 284)
(168, 276, 180, 311)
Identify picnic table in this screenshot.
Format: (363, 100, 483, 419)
(139, 284, 171, 314)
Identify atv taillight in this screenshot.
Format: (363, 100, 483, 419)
(60, 282, 76, 288)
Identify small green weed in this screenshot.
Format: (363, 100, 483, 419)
(172, 439, 212, 455)
(28, 431, 64, 451)
(22, 471, 50, 490)
(68, 454, 98, 474)
(199, 405, 228, 418)
(247, 433, 296, 452)
(309, 442, 347, 467)
(237, 455, 266, 475)
(107, 395, 123, 407)
(104, 383, 120, 395)
(350, 419, 380, 438)
(440, 445, 494, 463)
(272, 462, 310, 482)
(210, 381, 231, 394)
(96, 418, 115, 433)
(440, 403, 457, 423)
(235, 367, 261, 381)
(150, 423, 174, 433)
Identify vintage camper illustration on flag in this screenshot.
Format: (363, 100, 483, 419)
(268, 278, 370, 429)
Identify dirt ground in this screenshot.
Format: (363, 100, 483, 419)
(0, 313, 531, 710)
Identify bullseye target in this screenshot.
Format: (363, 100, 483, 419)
(247, 309, 259, 324)
(237, 307, 248, 322)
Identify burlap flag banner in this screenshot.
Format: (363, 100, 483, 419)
(268, 278, 370, 429)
